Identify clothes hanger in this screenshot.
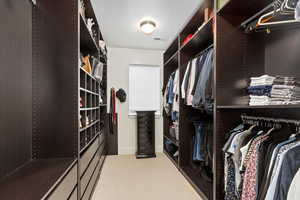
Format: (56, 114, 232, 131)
(257, 9, 298, 26)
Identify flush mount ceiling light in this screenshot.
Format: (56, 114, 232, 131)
(139, 20, 156, 35)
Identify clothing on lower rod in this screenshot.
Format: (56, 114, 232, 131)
(223, 122, 300, 200)
(192, 121, 207, 162)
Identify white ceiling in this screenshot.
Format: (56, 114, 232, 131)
(91, 0, 203, 50)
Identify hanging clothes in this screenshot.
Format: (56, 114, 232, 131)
(181, 46, 214, 114)
(182, 62, 191, 99)
(173, 69, 180, 113)
(163, 69, 179, 121)
(223, 117, 300, 200)
(192, 48, 214, 113)
(186, 58, 198, 106)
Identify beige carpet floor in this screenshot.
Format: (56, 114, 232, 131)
(92, 153, 202, 200)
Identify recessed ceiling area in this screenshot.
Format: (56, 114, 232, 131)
(91, 0, 203, 50)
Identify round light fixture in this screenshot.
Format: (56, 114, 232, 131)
(140, 20, 156, 35)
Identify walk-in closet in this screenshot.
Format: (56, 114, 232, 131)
(1, 0, 300, 200)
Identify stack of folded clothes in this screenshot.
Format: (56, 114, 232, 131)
(270, 76, 300, 104)
(247, 75, 300, 105)
(248, 75, 275, 106)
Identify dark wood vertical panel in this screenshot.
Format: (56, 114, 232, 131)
(33, 0, 78, 158)
(265, 28, 300, 78)
(0, 0, 32, 178)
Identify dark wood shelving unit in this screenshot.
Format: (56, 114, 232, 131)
(163, 1, 214, 200)
(0, 0, 107, 199)
(214, 0, 300, 199)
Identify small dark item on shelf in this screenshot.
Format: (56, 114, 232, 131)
(136, 111, 156, 159)
(116, 88, 127, 103)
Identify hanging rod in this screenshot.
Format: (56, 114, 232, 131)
(241, 114, 300, 126)
(240, 3, 274, 28)
(194, 44, 214, 59)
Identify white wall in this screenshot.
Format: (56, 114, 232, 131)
(107, 47, 164, 155)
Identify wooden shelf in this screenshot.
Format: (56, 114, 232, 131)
(80, 120, 100, 132)
(80, 87, 99, 96)
(217, 105, 300, 109)
(180, 166, 212, 200)
(164, 135, 179, 147)
(80, 67, 98, 81)
(164, 51, 179, 67)
(163, 151, 179, 168)
(80, 132, 100, 154)
(0, 158, 75, 200)
(80, 107, 100, 111)
(80, 14, 99, 54)
(217, 0, 270, 16)
(164, 38, 179, 63)
(180, 18, 213, 56)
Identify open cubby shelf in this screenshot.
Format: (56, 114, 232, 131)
(80, 87, 100, 96)
(80, 119, 100, 132)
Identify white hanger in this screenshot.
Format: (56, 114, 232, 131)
(257, 8, 299, 26)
